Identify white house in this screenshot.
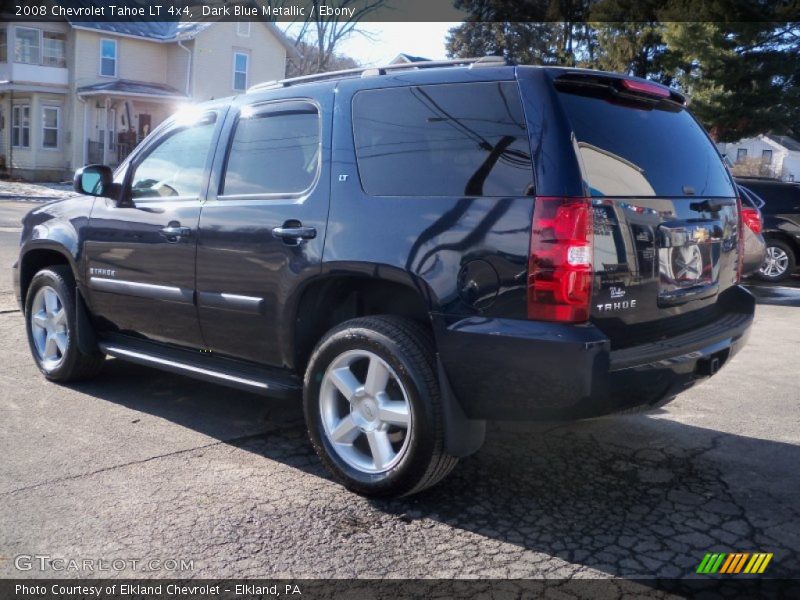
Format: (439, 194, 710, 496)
(0, 20, 298, 181)
(717, 134, 800, 182)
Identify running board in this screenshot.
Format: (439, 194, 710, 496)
(98, 337, 301, 400)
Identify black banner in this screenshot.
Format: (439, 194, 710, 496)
(2, 579, 799, 600)
(1, 0, 799, 23)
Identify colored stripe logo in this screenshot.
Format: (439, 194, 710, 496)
(697, 552, 773, 574)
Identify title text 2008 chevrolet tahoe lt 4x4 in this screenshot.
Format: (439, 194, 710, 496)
(14, 59, 754, 497)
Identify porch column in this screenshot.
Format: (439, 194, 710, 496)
(101, 97, 109, 166)
(81, 97, 88, 166)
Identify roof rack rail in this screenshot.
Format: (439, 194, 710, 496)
(247, 55, 510, 93)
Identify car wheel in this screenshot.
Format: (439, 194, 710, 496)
(303, 316, 458, 497)
(25, 266, 105, 382)
(758, 240, 796, 282)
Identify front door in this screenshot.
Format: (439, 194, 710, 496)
(84, 109, 223, 348)
(195, 95, 332, 367)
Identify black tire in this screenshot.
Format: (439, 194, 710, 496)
(24, 265, 105, 382)
(757, 239, 796, 282)
(303, 315, 458, 497)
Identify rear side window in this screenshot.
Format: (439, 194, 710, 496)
(352, 82, 533, 197)
(557, 88, 734, 198)
(222, 102, 320, 196)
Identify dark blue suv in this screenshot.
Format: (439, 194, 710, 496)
(14, 58, 754, 496)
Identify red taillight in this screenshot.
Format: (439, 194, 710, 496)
(620, 78, 671, 99)
(741, 207, 762, 235)
(528, 197, 593, 323)
(736, 195, 744, 283)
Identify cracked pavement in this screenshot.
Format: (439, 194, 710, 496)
(0, 223, 798, 580)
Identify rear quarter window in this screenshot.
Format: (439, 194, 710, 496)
(557, 88, 734, 198)
(352, 82, 533, 197)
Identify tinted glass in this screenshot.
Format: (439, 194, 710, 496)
(131, 122, 215, 199)
(222, 104, 319, 196)
(557, 90, 734, 198)
(738, 182, 800, 214)
(353, 82, 533, 197)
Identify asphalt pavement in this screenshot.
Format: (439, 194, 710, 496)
(0, 199, 798, 580)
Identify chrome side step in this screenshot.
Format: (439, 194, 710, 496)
(98, 339, 301, 399)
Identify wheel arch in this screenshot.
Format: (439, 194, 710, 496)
(19, 243, 80, 312)
(763, 229, 800, 263)
(288, 267, 435, 373)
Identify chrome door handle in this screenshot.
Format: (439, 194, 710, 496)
(272, 226, 317, 242)
(161, 225, 192, 237)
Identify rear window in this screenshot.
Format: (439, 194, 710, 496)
(557, 87, 734, 198)
(352, 82, 533, 197)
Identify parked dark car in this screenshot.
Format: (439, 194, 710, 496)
(735, 177, 800, 282)
(14, 59, 754, 497)
(736, 184, 767, 276)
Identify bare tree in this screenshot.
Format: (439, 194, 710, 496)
(275, 0, 387, 75)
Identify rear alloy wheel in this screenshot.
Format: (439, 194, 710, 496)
(304, 316, 458, 497)
(758, 240, 795, 282)
(319, 349, 413, 474)
(25, 266, 105, 382)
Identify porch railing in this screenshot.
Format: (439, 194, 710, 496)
(86, 141, 134, 166)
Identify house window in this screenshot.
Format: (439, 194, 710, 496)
(762, 149, 773, 164)
(233, 52, 248, 91)
(42, 32, 66, 68)
(0, 28, 7, 62)
(42, 106, 60, 149)
(736, 148, 748, 162)
(237, 22, 251, 37)
(100, 39, 117, 77)
(14, 27, 40, 65)
(12, 105, 31, 148)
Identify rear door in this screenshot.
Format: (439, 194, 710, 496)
(195, 93, 332, 367)
(551, 74, 740, 348)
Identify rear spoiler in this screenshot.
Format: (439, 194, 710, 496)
(554, 72, 686, 106)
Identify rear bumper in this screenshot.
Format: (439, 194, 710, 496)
(434, 286, 755, 420)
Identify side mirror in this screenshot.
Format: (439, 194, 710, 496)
(74, 165, 114, 198)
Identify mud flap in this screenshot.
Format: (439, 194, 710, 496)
(75, 289, 100, 356)
(437, 355, 486, 458)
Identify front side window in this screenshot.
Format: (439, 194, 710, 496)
(222, 102, 320, 196)
(100, 39, 117, 77)
(15, 27, 40, 64)
(130, 118, 216, 199)
(42, 106, 60, 148)
(352, 82, 533, 197)
(42, 32, 66, 68)
(12, 105, 30, 148)
(233, 52, 248, 91)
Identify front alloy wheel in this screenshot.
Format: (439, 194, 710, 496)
(25, 266, 105, 382)
(30, 285, 69, 370)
